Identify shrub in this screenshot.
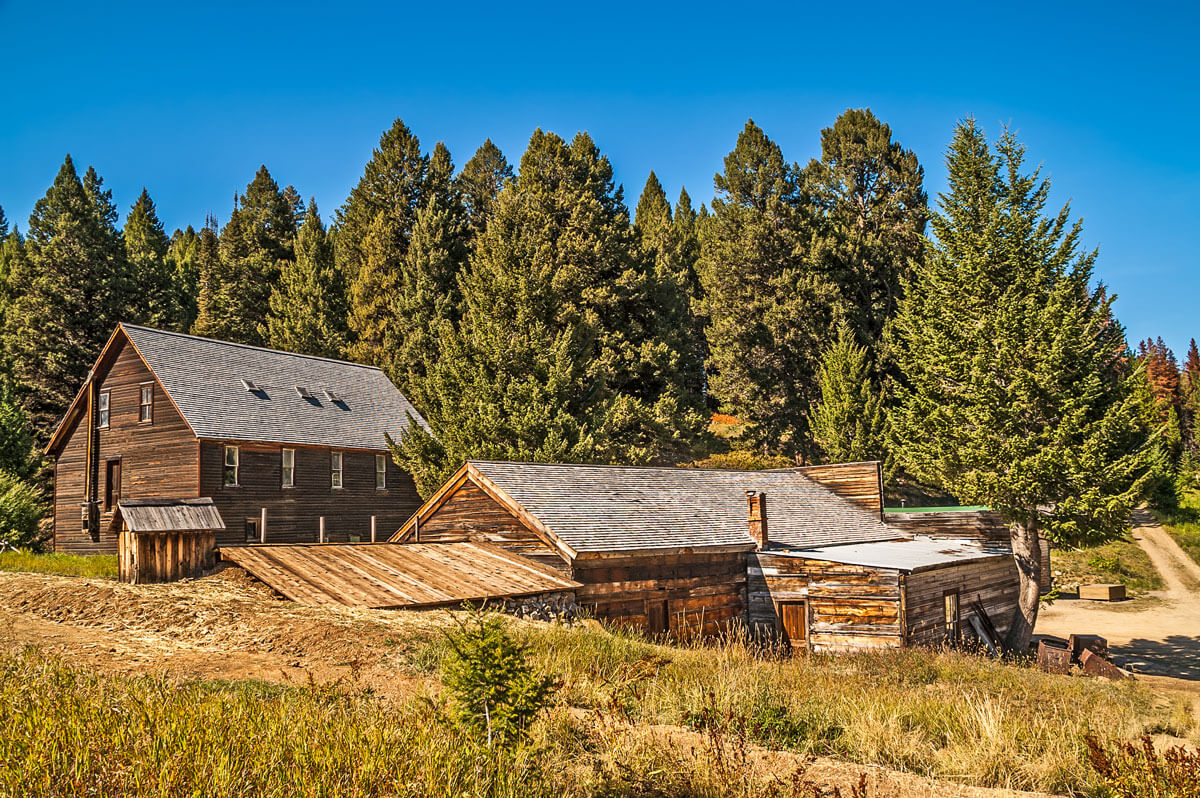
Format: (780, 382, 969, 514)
(442, 609, 557, 747)
(1085, 734, 1200, 797)
(0, 470, 44, 550)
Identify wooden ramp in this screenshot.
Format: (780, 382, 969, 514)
(217, 541, 580, 609)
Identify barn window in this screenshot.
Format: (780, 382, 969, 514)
(943, 590, 960, 642)
(97, 391, 110, 429)
(224, 445, 239, 486)
(139, 383, 153, 423)
(330, 451, 343, 489)
(281, 448, 295, 488)
(375, 454, 386, 490)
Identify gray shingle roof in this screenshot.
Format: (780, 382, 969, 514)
(122, 324, 429, 450)
(469, 460, 899, 554)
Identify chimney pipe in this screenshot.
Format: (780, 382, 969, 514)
(746, 490, 767, 550)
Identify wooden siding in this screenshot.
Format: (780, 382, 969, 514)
(217, 541, 580, 609)
(410, 481, 568, 573)
(201, 441, 420, 547)
(749, 552, 903, 652)
(796, 462, 883, 518)
(119, 529, 215, 584)
(903, 557, 1021, 646)
(54, 339, 199, 554)
(573, 551, 747, 638)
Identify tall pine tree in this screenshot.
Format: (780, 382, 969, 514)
(698, 120, 843, 459)
(455, 139, 513, 240)
(890, 121, 1161, 651)
(190, 216, 230, 339)
(166, 226, 200, 331)
(123, 189, 180, 329)
(266, 202, 348, 358)
(810, 325, 887, 469)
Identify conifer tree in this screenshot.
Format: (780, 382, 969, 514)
(1181, 339, 1200, 453)
(337, 119, 428, 365)
(890, 121, 1161, 652)
(698, 120, 842, 459)
(266, 202, 347, 358)
(190, 217, 230, 339)
(166, 226, 200, 331)
(123, 189, 180, 328)
(802, 109, 926, 364)
(456, 139, 512, 240)
(3, 157, 129, 439)
(810, 325, 887, 468)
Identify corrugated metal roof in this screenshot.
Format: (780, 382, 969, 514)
(122, 324, 429, 450)
(218, 541, 581, 609)
(468, 461, 898, 554)
(774, 536, 1012, 572)
(114, 498, 226, 532)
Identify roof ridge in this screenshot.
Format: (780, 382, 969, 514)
(468, 459, 804, 476)
(120, 323, 384, 371)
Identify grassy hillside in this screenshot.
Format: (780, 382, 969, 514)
(1051, 534, 1164, 595)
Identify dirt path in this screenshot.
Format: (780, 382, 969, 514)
(1037, 510, 1200, 684)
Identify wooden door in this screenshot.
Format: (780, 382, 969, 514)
(779, 601, 807, 649)
(105, 460, 121, 510)
(646, 598, 669, 635)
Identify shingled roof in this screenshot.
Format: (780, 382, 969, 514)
(48, 324, 429, 454)
(396, 460, 900, 556)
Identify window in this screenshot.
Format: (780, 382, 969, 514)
(944, 591, 960, 643)
(330, 451, 343, 489)
(104, 459, 121, 511)
(281, 448, 295, 488)
(224, 445, 239, 486)
(97, 391, 110, 429)
(245, 518, 259, 542)
(375, 454, 386, 490)
(139, 384, 153, 423)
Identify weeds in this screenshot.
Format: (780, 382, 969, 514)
(0, 550, 117, 578)
(1085, 734, 1200, 797)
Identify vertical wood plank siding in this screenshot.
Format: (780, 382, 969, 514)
(54, 340, 198, 553)
(200, 441, 420, 547)
(903, 557, 1021, 645)
(795, 462, 883, 518)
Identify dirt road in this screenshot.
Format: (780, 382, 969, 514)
(1037, 510, 1200, 683)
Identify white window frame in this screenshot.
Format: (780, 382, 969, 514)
(331, 451, 343, 489)
(224, 445, 239, 487)
(375, 453, 386, 490)
(281, 448, 295, 488)
(138, 383, 153, 423)
(97, 391, 110, 429)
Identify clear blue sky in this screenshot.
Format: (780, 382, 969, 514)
(1, 1, 1197, 355)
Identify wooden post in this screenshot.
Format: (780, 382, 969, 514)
(260, 507, 267, 544)
(370, 515, 377, 543)
(319, 516, 326, 543)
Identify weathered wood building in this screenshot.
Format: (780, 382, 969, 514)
(391, 460, 1025, 650)
(46, 323, 427, 553)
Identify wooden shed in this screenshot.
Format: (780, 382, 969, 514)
(113, 498, 224, 584)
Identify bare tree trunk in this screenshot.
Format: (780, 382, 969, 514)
(1004, 517, 1042, 653)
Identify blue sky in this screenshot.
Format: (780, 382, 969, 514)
(1, 1, 1197, 354)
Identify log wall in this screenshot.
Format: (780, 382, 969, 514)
(54, 340, 199, 554)
(796, 462, 883, 518)
(903, 557, 1021, 646)
(201, 441, 420, 547)
(749, 552, 904, 652)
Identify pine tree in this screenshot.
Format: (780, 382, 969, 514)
(810, 325, 887, 468)
(1181, 339, 1200, 453)
(266, 202, 347, 358)
(456, 139, 513, 240)
(337, 119, 428, 365)
(166, 226, 200, 331)
(890, 121, 1161, 652)
(190, 217, 230, 339)
(123, 189, 180, 328)
(3, 156, 129, 439)
(802, 109, 926, 363)
(394, 130, 703, 494)
(698, 120, 843, 459)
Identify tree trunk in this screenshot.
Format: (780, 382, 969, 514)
(1004, 517, 1042, 653)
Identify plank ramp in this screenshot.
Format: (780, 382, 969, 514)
(217, 541, 581, 609)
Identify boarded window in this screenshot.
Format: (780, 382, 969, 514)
(944, 591, 960, 642)
(646, 599, 669, 635)
(375, 454, 386, 490)
(139, 383, 153, 423)
(97, 391, 110, 429)
(281, 448, 295, 488)
(104, 460, 121, 511)
(224, 445, 239, 486)
(331, 451, 343, 489)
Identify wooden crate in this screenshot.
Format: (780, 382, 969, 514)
(1079, 583, 1126, 601)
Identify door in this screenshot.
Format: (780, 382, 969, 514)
(779, 601, 807, 650)
(943, 590, 960, 645)
(104, 460, 121, 511)
(646, 598, 669, 635)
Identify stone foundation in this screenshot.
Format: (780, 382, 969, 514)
(497, 590, 579, 624)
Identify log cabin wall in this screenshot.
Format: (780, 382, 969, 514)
(54, 340, 199, 554)
(795, 462, 883, 518)
(409, 482, 569, 573)
(748, 552, 904, 652)
(572, 551, 747, 638)
(200, 441, 420, 547)
(903, 557, 1020, 646)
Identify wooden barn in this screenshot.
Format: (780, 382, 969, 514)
(391, 460, 1025, 650)
(46, 323, 427, 553)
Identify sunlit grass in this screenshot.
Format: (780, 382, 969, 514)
(0, 550, 117, 579)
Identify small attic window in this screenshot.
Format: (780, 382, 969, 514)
(241, 379, 260, 393)
(295, 386, 314, 399)
(323, 388, 340, 403)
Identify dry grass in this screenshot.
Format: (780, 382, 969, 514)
(0, 550, 117, 579)
(1052, 534, 1164, 595)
